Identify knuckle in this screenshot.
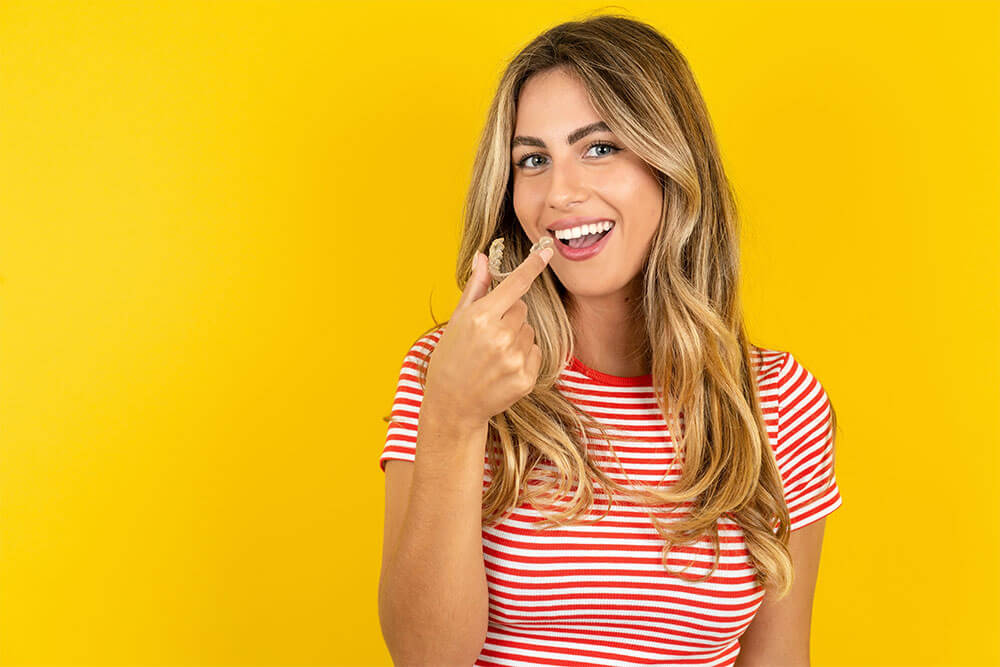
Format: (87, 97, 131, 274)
(494, 328, 513, 350)
(469, 311, 489, 331)
(502, 350, 522, 373)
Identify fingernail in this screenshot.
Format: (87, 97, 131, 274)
(540, 248, 554, 262)
(470, 254, 478, 274)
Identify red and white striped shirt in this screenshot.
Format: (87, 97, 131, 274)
(380, 326, 843, 666)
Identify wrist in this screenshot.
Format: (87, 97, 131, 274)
(421, 394, 489, 438)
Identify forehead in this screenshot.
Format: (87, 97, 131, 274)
(514, 68, 602, 136)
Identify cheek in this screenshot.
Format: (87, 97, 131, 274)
(511, 182, 548, 228)
(622, 163, 661, 211)
(605, 167, 662, 251)
(603, 165, 660, 217)
(513, 178, 545, 206)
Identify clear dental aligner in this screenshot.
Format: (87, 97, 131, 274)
(488, 236, 553, 282)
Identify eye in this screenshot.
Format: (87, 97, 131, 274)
(513, 141, 622, 170)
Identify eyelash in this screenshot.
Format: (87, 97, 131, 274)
(514, 141, 622, 170)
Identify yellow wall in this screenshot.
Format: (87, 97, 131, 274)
(2, 1, 997, 665)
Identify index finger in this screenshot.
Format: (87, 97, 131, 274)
(483, 237, 554, 316)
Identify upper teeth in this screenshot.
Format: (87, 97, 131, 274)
(553, 221, 614, 239)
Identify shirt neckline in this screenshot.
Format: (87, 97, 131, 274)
(567, 355, 653, 386)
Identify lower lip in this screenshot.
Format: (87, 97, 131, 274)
(551, 224, 616, 261)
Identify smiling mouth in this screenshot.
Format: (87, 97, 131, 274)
(551, 226, 614, 249)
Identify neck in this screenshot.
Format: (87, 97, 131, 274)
(567, 277, 650, 377)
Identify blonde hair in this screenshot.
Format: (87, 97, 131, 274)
(384, 11, 837, 599)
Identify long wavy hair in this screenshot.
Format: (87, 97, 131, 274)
(382, 11, 837, 599)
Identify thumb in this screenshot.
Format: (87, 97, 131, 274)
(456, 252, 491, 311)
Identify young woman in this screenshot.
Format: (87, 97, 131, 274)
(378, 14, 843, 667)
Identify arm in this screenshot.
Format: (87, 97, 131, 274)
(735, 517, 828, 667)
(377, 398, 491, 666)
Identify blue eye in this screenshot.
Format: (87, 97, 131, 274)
(514, 141, 621, 170)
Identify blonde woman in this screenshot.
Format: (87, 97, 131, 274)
(378, 14, 842, 667)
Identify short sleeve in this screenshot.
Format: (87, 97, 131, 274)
(775, 351, 843, 532)
(378, 327, 444, 472)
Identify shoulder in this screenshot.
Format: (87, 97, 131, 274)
(771, 349, 832, 426)
(749, 344, 835, 455)
(385, 323, 448, 412)
(398, 324, 447, 368)
(379, 324, 448, 472)
(757, 345, 838, 478)
(750, 343, 789, 389)
(755, 347, 842, 532)
(750, 345, 827, 403)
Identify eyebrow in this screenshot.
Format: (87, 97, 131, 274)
(511, 121, 611, 150)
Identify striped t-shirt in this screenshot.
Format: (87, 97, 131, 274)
(379, 326, 843, 666)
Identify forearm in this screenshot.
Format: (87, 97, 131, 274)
(378, 402, 491, 665)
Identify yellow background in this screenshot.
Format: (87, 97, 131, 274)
(2, 1, 998, 665)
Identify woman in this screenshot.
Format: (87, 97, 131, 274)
(378, 13, 843, 666)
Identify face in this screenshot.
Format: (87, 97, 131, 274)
(510, 67, 663, 300)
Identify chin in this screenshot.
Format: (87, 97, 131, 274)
(561, 280, 617, 298)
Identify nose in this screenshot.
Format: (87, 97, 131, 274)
(545, 160, 590, 210)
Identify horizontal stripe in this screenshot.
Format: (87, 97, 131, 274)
(380, 327, 843, 665)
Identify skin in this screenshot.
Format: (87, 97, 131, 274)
(509, 67, 825, 663)
(734, 518, 826, 665)
(510, 66, 663, 378)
